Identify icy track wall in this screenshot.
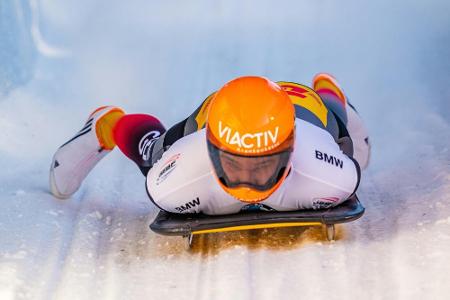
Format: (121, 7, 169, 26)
(0, 0, 449, 300)
(0, 0, 36, 95)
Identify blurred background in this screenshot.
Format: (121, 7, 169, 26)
(0, 1, 449, 299)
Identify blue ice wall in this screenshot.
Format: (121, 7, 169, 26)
(0, 0, 36, 95)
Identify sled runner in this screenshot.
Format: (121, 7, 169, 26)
(150, 195, 364, 248)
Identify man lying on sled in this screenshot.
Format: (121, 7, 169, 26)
(49, 74, 370, 215)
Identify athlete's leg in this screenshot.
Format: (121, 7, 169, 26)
(49, 105, 169, 198)
(113, 114, 166, 176)
(313, 73, 371, 169)
(345, 103, 371, 169)
(111, 91, 215, 175)
(106, 90, 215, 177)
(313, 73, 348, 123)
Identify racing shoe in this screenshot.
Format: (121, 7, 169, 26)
(49, 106, 125, 199)
(313, 73, 371, 169)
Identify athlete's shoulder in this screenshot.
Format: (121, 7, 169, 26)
(277, 81, 328, 128)
(192, 92, 216, 130)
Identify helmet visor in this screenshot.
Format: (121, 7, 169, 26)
(207, 142, 292, 191)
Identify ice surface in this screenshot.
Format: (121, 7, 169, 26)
(0, 0, 449, 299)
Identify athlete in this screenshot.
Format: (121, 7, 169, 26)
(49, 74, 370, 215)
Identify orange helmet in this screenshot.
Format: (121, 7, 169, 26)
(206, 76, 295, 203)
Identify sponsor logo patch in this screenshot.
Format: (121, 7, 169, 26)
(315, 150, 343, 169)
(312, 197, 339, 210)
(139, 131, 161, 161)
(175, 197, 200, 213)
(156, 153, 180, 185)
(218, 121, 280, 153)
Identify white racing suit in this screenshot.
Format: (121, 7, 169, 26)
(141, 82, 370, 215)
